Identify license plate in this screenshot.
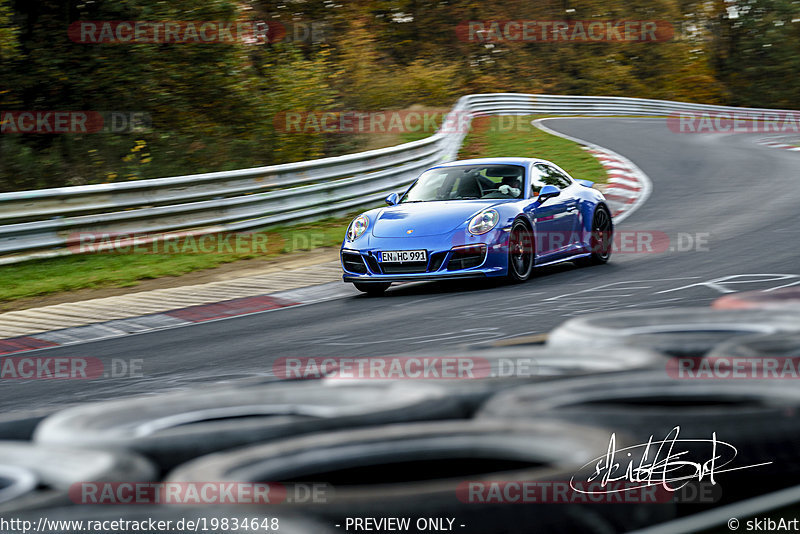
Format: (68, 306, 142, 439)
(381, 250, 427, 263)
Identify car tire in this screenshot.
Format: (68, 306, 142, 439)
(0, 442, 156, 513)
(353, 282, 390, 295)
(477, 371, 800, 503)
(576, 204, 613, 266)
(547, 307, 800, 357)
(507, 219, 534, 282)
(167, 419, 670, 533)
(34, 381, 464, 471)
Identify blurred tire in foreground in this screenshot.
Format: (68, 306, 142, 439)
(33, 382, 463, 472)
(319, 346, 662, 414)
(628, 483, 800, 534)
(477, 371, 800, 503)
(547, 308, 800, 357)
(0, 442, 156, 513)
(706, 332, 800, 359)
(0, 406, 65, 441)
(712, 287, 800, 311)
(167, 419, 673, 533)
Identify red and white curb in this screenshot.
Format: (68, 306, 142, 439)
(0, 282, 356, 356)
(0, 259, 356, 356)
(583, 149, 646, 219)
(533, 118, 652, 223)
(757, 135, 800, 152)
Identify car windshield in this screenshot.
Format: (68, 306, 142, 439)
(401, 164, 525, 202)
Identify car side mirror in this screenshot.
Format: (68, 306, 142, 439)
(385, 193, 399, 206)
(538, 185, 560, 202)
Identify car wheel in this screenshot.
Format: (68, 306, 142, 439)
(577, 204, 613, 266)
(353, 282, 390, 295)
(507, 220, 533, 282)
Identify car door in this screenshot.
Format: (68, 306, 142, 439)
(527, 163, 580, 259)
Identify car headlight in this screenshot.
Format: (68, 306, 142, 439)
(347, 215, 369, 241)
(468, 209, 500, 235)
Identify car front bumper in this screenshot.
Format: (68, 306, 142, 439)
(340, 232, 510, 283)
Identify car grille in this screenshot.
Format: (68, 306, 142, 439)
(341, 252, 367, 274)
(427, 251, 448, 272)
(364, 254, 381, 273)
(380, 262, 428, 274)
(447, 245, 487, 271)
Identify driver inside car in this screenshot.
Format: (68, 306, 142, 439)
(498, 175, 522, 198)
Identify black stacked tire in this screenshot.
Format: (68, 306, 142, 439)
(547, 308, 800, 357)
(0, 406, 64, 441)
(322, 346, 662, 414)
(706, 331, 800, 359)
(167, 419, 673, 533)
(34, 381, 464, 472)
(477, 371, 800, 505)
(0, 442, 156, 513)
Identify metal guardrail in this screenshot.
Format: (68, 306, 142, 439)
(1, 93, 796, 264)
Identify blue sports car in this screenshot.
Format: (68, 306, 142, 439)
(341, 157, 613, 295)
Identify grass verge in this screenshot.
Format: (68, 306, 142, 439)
(459, 115, 607, 184)
(0, 215, 355, 305)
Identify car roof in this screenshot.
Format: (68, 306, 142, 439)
(433, 157, 550, 168)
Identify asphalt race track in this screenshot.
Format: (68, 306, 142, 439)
(4, 117, 800, 412)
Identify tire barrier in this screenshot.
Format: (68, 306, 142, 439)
(477, 371, 800, 504)
(34, 381, 464, 472)
(627, 483, 800, 534)
(318, 346, 662, 414)
(547, 308, 800, 357)
(0, 466, 37, 507)
(706, 332, 800, 359)
(0, 442, 156, 513)
(167, 419, 673, 533)
(712, 287, 800, 311)
(0, 406, 65, 441)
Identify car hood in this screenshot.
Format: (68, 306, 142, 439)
(371, 200, 508, 238)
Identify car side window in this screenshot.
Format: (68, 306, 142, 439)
(535, 164, 572, 189)
(529, 165, 546, 196)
